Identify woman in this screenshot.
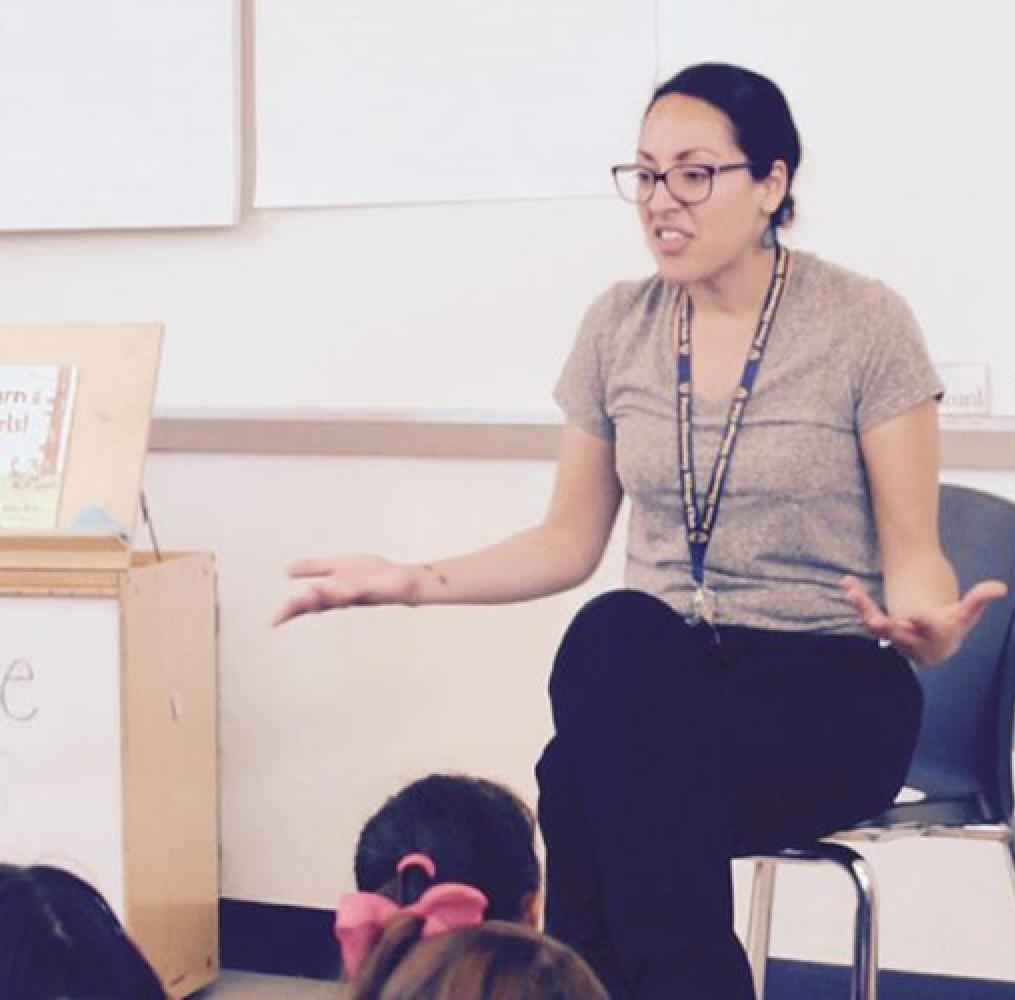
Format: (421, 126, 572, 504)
(277, 64, 1005, 999)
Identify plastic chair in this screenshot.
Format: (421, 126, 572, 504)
(744, 483, 1015, 1000)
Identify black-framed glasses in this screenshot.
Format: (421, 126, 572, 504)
(611, 162, 753, 205)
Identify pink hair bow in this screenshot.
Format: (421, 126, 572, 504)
(335, 882, 489, 978)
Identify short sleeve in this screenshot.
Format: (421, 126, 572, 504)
(553, 288, 619, 441)
(854, 285, 944, 432)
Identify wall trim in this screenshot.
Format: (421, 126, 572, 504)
(149, 412, 1015, 468)
(150, 414, 559, 461)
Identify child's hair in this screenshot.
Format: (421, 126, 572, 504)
(354, 774, 540, 922)
(351, 918, 609, 1000)
(0, 864, 166, 999)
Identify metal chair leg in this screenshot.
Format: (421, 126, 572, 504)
(775, 843, 879, 1000)
(840, 848, 879, 1000)
(745, 859, 777, 1000)
(1003, 821, 1015, 904)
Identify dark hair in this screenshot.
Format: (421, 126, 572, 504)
(0, 864, 166, 999)
(648, 62, 802, 228)
(354, 774, 540, 923)
(351, 917, 609, 1000)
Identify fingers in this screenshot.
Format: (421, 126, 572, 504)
(277, 555, 393, 624)
(840, 576, 1009, 668)
(962, 579, 1008, 610)
(272, 585, 331, 626)
(953, 579, 1009, 632)
(287, 558, 338, 579)
(272, 600, 302, 627)
(840, 576, 925, 657)
(272, 597, 307, 628)
(840, 576, 894, 638)
(273, 578, 367, 625)
(878, 579, 1009, 665)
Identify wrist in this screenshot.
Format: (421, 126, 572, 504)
(407, 562, 449, 606)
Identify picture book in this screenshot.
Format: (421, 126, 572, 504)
(0, 365, 78, 530)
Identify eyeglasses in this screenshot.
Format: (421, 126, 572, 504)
(611, 162, 753, 205)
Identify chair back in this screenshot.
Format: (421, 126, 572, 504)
(904, 484, 1015, 821)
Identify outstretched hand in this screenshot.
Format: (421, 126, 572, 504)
(273, 554, 418, 626)
(840, 575, 1008, 666)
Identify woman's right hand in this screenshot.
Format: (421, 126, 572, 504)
(272, 554, 421, 626)
(272, 426, 621, 626)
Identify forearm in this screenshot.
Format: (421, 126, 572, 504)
(882, 543, 958, 620)
(406, 522, 599, 606)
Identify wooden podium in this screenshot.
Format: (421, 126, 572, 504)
(0, 325, 219, 997)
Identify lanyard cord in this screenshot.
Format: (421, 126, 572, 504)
(676, 245, 790, 605)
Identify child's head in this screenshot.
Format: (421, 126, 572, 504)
(351, 918, 609, 1000)
(0, 864, 166, 1000)
(353, 774, 540, 925)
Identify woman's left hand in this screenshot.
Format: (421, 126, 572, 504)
(841, 576, 1008, 666)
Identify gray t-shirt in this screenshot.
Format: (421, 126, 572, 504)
(554, 251, 944, 635)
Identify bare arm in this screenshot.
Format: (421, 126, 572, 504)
(407, 423, 622, 604)
(841, 401, 1005, 664)
(274, 423, 622, 623)
(862, 401, 957, 617)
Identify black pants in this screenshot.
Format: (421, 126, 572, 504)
(536, 590, 923, 1000)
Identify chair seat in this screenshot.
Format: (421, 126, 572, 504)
(747, 796, 1002, 857)
(853, 794, 998, 831)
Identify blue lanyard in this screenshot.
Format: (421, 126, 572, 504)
(676, 244, 789, 624)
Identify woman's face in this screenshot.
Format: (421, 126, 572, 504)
(635, 93, 784, 286)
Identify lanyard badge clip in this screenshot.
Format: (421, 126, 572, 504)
(688, 585, 718, 627)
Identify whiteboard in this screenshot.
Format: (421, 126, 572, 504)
(0, 0, 241, 230)
(0, 598, 124, 915)
(657, 0, 1015, 401)
(255, 0, 657, 206)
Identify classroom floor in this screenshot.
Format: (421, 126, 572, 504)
(194, 971, 349, 999)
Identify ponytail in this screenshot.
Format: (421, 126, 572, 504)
(350, 915, 425, 1000)
(395, 854, 436, 906)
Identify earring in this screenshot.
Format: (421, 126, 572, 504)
(761, 224, 777, 249)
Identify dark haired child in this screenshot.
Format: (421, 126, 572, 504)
(336, 773, 541, 979)
(0, 864, 166, 999)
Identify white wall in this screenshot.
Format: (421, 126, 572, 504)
(141, 451, 587, 907)
(0, 200, 651, 414)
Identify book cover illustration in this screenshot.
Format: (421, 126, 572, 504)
(0, 366, 78, 530)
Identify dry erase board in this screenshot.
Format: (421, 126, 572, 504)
(254, 0, 657, 207)
(0, 0, 240, 230)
